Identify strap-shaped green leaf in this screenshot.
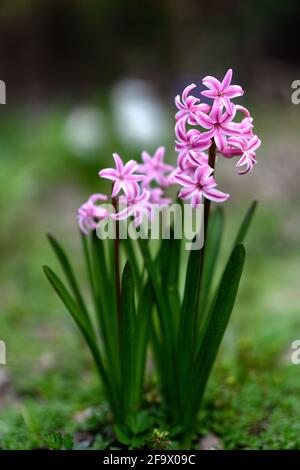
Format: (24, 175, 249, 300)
(47, 234, 89, 320)
(177, 245, 202, 402)
(120, 262, 137, 415)
(90, 233, 118, 357)
(197, 207, 224, 332)
(159, 234, 181, 328)
(233, 200, 257, 248)
(43, 265, 122, 422)
(134, 280, 152, 405)
(43, 265, 92, 336)
(138, 239, 180, 416)
(184, 244, 246, 429)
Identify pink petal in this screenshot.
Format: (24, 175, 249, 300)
(90, 193, 108, 203)
(183, 83, 197, 101)
(202, 76, 221, 91)
(123, 182, 139, 200)
(191, 193, 202, 207)
(113, 153, 124, 173)
(112, 207, 131, 221)
(201, 89, 218, 99)
(221, 69, 233, 90)
(99, 168, 117, 180)
(174, 173, 194, 187)
(154, 146, 165, 163)
(195, 165, 213, 182)
(112, 180, 122, 198)
(223, 96, 233, 114)
(226, 85, 244, 98)
(195, 111, 214, 129)
(204, 187, 230, 203)
(124, 159, 138, 175)
(214, 129, 227, 151)
(179, 187, 196, 199)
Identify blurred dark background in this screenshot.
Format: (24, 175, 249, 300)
(0, 0, 299, 102)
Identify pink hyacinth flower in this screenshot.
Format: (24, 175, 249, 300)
(77, 193, 109, 235)
(112, 188, 152, 227)
(149, 187, 172, 205)
(175, 83, 210, 125)
(99, 153, 144, 199)
(196, 104, 243, 152)
(138, 146, 174, 187)
(174, 165, 229, 207)
(201, 69, 244, 113)
(175, 118, 212, 167)
(227, 135, 261, 174)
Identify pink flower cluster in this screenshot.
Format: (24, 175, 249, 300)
(77, 69, 261, 233)
(78, 149, 175, 233)
(174, 69, 261, 206)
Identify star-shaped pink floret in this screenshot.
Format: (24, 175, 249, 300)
(175, 83, 210, 125)
(99, 153, 144, 199)
(175, 118, 213, 168)
(148, 187, 172, 205)
(227, 135, 261, 174)
(195, 105, 244, 152)
(77, 193, 109, 235)
(201, 69, 244, 113)
(138, 146, 174, 187)
(174, 165, 229, 207)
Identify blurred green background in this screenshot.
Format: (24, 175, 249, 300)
(0, 0, 300, 449)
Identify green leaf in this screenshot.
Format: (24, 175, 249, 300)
(197, 206, 224, 331)
(47, 234, 89, 320)
(134, 281, 152, 404)
(90, 232, 119, 379)
(43, 265, 122, 422)
(138, 239, 179, 417)
(233, 200, 257, 248)
(177, 244, 202, 403)
(120, 262, 137, 415)
(184, 244, 246, 430)
(81, 232, 96, 304)
(159, 234, 181, 329)
(43, 265, 92, 336)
